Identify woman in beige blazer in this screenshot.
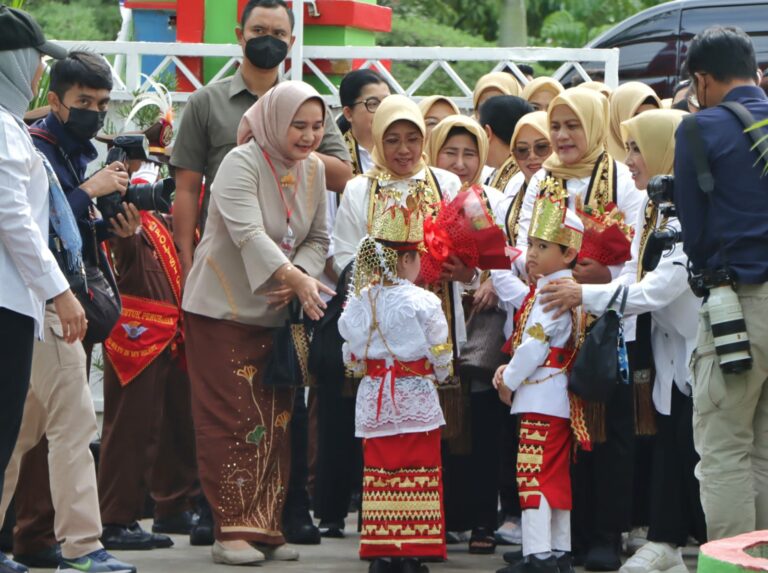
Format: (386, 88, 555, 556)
(182, 81, 333, 566)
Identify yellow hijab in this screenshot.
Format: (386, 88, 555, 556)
(522, 77, 564, 104)
(510, 110, 550, 151)
(426, 115, 488, 186)
(620, 109, 687, 178)
(368, 94, 428, 180)
(418, 95, 460, 118)
(607, 81, 662, 159)
(579, 80, 613, 99)
(473, 72, 521, 110)
(543, 87, 610, 180)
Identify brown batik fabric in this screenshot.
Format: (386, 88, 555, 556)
(184, 312, 294, 544)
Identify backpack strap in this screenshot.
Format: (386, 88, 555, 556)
(28, 126, 58, 146)
(719, 101, 768, 173)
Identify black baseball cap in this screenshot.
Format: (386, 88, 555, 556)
(0, 5, 68, 59)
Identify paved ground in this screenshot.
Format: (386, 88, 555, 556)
(24, 519, 700, 573)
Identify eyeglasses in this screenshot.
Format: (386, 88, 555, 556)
(351, 97, 383, 113)
(513, 142, 552, 160)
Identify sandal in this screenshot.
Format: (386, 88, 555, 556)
(469, 527, 497, 554)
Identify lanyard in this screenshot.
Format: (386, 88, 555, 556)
(261, 146, 301, 225)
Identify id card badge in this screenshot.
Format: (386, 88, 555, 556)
(279, 224, 296, 257)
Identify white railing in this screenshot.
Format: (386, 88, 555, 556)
(56, 40, 619, 109)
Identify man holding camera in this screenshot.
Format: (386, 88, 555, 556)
(673, 26, 768, 540)
(0, 50, 142, 573)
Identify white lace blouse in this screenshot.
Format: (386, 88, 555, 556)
(339, 282, 452, 439)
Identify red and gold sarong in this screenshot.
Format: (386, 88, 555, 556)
(517, 414, 572, 511)
(360, 430, 446, 560)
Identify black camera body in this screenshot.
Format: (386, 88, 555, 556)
(97, 134, 175, 221)
(641, 175, 682, 273)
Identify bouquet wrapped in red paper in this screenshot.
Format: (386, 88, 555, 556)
(421, 185, 515, 284)
(577, 200, 635, 266)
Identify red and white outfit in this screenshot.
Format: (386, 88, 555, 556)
(502, 269, 577, 557)
(339, 282, 451, 561)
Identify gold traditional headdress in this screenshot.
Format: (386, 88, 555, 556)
(351, 190, 425, 295)
(529, 177, 584, 250)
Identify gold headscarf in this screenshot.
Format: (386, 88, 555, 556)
(367, 94, 428, 180)
(425, 115, 488, 186)
(473, 71, 521, 111)
(543, 87, 610, 180)
(418, 95, 460, 119)
(620, 109, 687, 178)
(521, 77, 564, 105)
(607, 81, 661, 159)
(579, 80, 613, 99)
(510, 110, 550, 151)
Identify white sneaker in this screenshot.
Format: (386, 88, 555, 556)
(619, 542, 688, 573)
(496, 516, 523, 545)
(623, 527, 650, 555)
(253, 543, 299, 561)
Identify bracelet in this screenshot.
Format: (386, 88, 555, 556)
(463, 268, 480, 286)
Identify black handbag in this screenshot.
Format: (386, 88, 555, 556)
(307, 262, 354, 384)
(569, 285, 628, 402)
(51, 237, 121, 345)
(264, 300, 313, 387)
(458, 307, 507, 382)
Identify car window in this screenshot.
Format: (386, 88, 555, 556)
(681, 4, 768, 71)
(605, 9, 680, 45)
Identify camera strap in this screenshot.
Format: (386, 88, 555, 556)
(719, 101, 768, 173)
(682, 116, 715, 194)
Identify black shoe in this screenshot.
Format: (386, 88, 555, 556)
(13, 544, 61, 569)
(399, 558, 428, 573)
(152, 511, 198, 535)
(584, 542, 621, 572)
(101, 522, 173, 550)
(190, 497, 214, 546)
(0, 553, 28, 573)
(318, 519, 345, 538)
(283, 514, 321, 545)
(128, 522, 173, 549)
(497, 555, 559, 573)
(368, 559, 392, 573)
(504, 549, 523, 564)
(556, 553, 575, 573)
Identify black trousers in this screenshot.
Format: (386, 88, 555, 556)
(499, 412, 522, 519)
(313, 382, 361, 522)
(0, 308, 35, 497)
(443, 389, 510, 532)
(284, 389, 311, 519)
(647, 385, 707, 547)
(571, 382, 635, 550)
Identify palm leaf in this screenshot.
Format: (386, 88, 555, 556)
(746, 118, 768, 175)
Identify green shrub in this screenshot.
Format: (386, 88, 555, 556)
(22, 0, 122, 42)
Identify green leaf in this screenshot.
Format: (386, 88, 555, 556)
(245, 425, 266, 446)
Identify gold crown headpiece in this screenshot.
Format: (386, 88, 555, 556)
(368, 183, 427, 246)
(529, 176, 584, 250)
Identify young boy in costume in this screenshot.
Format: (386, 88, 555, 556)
(493, 179, 588, 573)
(339, 197, 452, 573)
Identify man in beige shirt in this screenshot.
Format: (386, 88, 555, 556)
(171, 0, 351, 276)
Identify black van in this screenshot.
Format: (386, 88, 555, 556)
(554, 0, 768, 97)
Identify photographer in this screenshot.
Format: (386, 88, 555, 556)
(673, 26, 768, 540)
(0, 50, 143, 573)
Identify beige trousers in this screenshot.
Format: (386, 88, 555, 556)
(691, 282, 768, 541)
(0, 306, 102, 559)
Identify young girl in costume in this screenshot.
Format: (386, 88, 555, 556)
(339, 205, 452, 573)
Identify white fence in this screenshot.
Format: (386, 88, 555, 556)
(57, 40, 619, 109)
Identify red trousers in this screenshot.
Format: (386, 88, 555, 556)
(360, 430, 446, 561)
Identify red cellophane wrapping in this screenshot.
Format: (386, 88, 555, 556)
(577, 202, 635, 266)
(421, 185, 511, 284)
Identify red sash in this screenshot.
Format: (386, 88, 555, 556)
(366, 358, 434, 420)
(542, 347, 577, 370)
(104, 296, 180, 386)
(104, 213, 185, 386)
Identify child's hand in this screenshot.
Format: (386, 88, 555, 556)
(497, 383, 513, 407)
(493, 364, 507, 390)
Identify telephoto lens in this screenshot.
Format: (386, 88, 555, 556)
(706, 285, 753, 374)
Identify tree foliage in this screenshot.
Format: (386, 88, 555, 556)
(19, 0, 122, 41)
